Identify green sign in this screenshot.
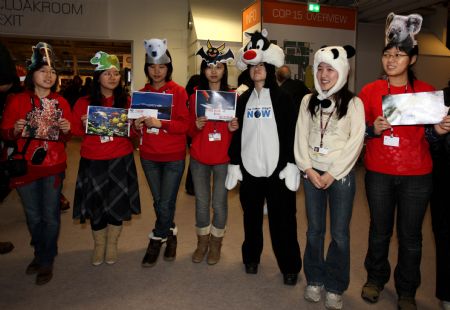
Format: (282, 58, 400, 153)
(308, 3, 320, 13)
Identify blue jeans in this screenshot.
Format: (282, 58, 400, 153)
(16, 174, 63, 267)
(190, 158, 228, 230)
(141, 159, 184, 239)
(303, 170, 355, 294)
(364, 170, 432, 297)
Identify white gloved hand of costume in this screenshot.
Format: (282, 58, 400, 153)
(225, 164, 243, 190)
(279, 162, 300, 191)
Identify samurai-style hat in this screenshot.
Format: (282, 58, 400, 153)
(90, 51, 120, 71)
(196, 40, 234, 66)
(144, 38, 172, 64)
(385, 12, 422, 49)
(235, 29, 284, 71)
(28, 42, 56, 70)
(313, 45, 355, 100)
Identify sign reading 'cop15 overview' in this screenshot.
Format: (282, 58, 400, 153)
(0, 0, 109, 37)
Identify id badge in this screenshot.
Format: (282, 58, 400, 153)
(208, 132, 221, 141)
(100, 136, 113, 143)
(313, 146, 328, 155)
(383, 135, 400, 147)
(147, 128, 160, 134)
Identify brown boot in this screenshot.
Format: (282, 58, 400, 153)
(192, 234, 210, 263)
(105, 225, 122, 265)
(207, 235, 223, 265)
(92, 228, 107, 266)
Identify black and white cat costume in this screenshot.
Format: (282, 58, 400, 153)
(226, 29, 302, 277)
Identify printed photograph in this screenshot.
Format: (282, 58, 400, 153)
(22, 97, 62, 141)
(382, 90, 448, 125)
(128, 91, 173, 120)
(195, 90, 237, 121)
(86, 106, 129, 137)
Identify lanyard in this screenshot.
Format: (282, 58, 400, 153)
(319, 106, 336, 148)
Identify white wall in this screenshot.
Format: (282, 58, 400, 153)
(356, 22, 450, 92)
(109, 0, 189, 90)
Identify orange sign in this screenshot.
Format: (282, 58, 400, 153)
(263, 1, 356, 30)
(242, 0, 261, 32)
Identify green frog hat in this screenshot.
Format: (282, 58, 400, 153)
(90, 51, 120, 71)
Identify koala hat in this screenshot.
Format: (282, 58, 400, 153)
(144, 38, 172, 65)
(313, 45, 355, 100)
(90, 51, 120, 71)
(385, 12, 422, 49)
(28, 42, 56, 70)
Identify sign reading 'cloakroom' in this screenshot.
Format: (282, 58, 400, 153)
(0, 0, 108, 37)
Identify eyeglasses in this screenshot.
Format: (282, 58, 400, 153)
(382, 53, 409, 60)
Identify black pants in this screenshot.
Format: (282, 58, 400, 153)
(431, 161, 450, 302)
(239, 168, 302, 275)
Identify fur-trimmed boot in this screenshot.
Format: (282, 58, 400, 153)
(142, 237, 163, 267)
(207, 226, 225, 265)
(192, 225, 210, 263)
(92, 228, 107, 266)
(105, 225, 122, 265)
(164, 227, 177, 262)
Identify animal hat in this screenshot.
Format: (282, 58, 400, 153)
(90, 51, 120, 71)
(196, 40, 234, 66)
(313, 45, 355, 100)
(235, 29, 284, 71)
(28, 42, 56, 70)
(144, 38, 171, 64)
(385, 12, 422, 49)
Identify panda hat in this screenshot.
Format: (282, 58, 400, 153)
(236, 29, 284, 71)
(144, 38, 172, 65)
(28, 42, 56, 71)
(313, 45, 355, 100)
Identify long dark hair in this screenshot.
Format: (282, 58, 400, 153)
(383, 42, 418, 91)
(89, 70, 128, 108)
(144, 50, 173, 84)
(307, 83, 355, 120)
(198, 61, 229, 91)
(24, 63, 58, 93)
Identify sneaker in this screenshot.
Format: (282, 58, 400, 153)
(398, 296, 417, 310)
(325, 291, 343, 310)
(361, 282, 383, 303)
(304, 284, 323, 303)
(442, 301, 450, 310)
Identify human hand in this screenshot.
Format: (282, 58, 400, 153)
(373, 116, 391, 135)
(434, 115, 450, 135)
(305, 168, 324, 189)
(144, 117, 162, 129)
(81, 114, 87, 129)
(13, 119, 26, 136)
(133, 116, 146, 130)
(59, 118, 71, 134)
(319, 172, 335, 190)
(196, 116, 207, 130)
(228, 117, 239, 132)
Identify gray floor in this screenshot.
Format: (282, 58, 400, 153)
(0, 139, 440, 309)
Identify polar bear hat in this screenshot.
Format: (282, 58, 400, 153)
(144, 38, 172, 64)
(385, 12, 423, 49)
(313, 45, 355, 100)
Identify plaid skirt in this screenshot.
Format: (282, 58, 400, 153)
(73, 153, 141, 224)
